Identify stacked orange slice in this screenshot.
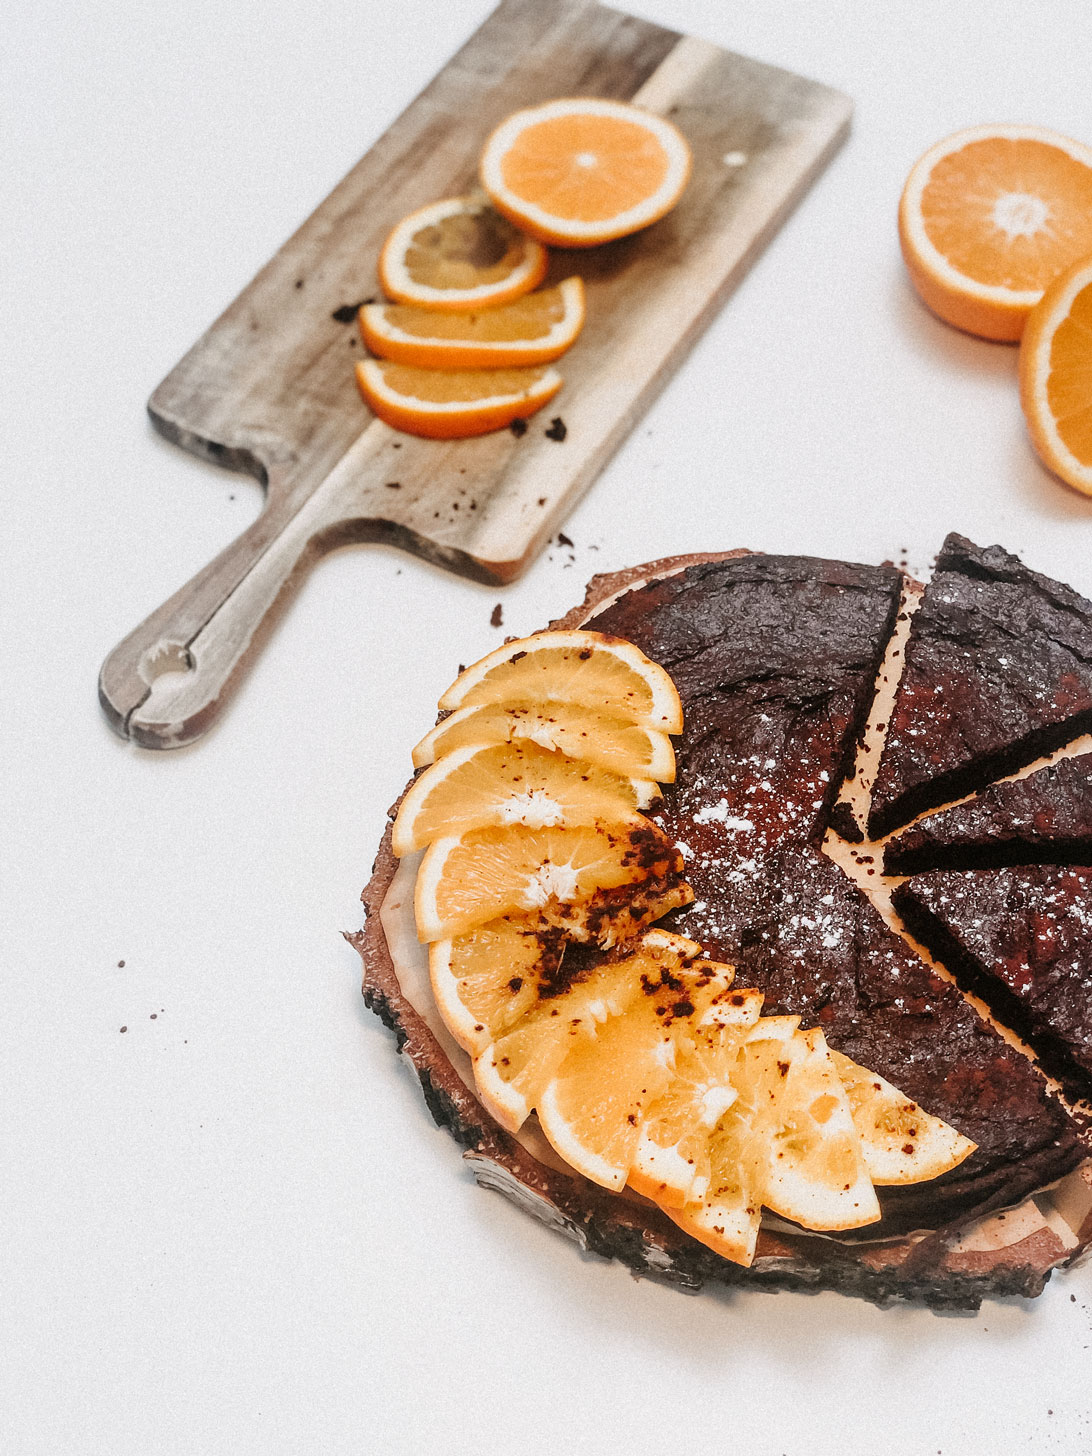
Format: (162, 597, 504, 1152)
(355, 98, 693, 438)
(393, 629, 977, 1267)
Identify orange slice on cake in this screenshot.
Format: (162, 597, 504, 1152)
(480, 97, 691, 247)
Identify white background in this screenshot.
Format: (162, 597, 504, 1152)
(4, 1, 1092, 1452)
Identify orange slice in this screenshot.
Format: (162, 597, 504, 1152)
(829, 1050, 976, 1185)
(355, 358, 561, 440)
(534, 933, 737, 1189)
(480, 97, 691, 247)
(391, 740, 659, 857)
(898, 125, 1092, 341)
(360, 277, 585, 369)
(377, 195, 548, 311)
(413, 815, 688, 943)
(1019, 251, 1092, 495)
(411, 702, 676, 783)
(428, 915, 563, 1056)
(437, 631, 683, 733)
(628, 987, 765, 1208)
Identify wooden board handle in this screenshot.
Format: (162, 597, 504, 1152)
(98, 479, 337, 749)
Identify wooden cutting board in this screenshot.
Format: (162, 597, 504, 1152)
(98, 0, 851, 749)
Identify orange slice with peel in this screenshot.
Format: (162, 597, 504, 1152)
(356, 358, 561, 440)
(377, 195, 548, 311)
(411, 701, 676, 783)
(438, 631, 683, 733)
(360, 277, 585, 369)
(480, 97, 691, 247)
(391, 740, 658, 857)
(1019, 251, 1092, 496)
(829, 1050, 976, 1185)
(428, 915, 563, 1057)
(898, 124, 1092, 341)
(533, 932, 735, 1189)
(413, 815, 688, 943)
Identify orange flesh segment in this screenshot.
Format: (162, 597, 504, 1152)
(922, 138, 1092, 291)
(381, 288, 568, 343)
(373, 361, 556, 404)
(500, 113, 670, 223)
(402, 207, 538, 291)
(1049, 280, 1092, 461)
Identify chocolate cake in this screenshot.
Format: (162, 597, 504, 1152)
(867, 534, 1092, 840)
(895, 865, 1092, 1100)
(884, 754, 1092, 875)
(353, 546, 1092, 1308)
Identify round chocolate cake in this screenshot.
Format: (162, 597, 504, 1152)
(351, 539, 1092, 1308)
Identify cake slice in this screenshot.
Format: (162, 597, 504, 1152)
(884, 754, 1092, 874)
(895, 865, 1092, 1100)
(586, 552, 904, 851)
(867, 534, 1092, 840)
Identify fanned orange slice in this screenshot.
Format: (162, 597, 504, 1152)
(898, 125, 1092, 340)
(438, 631, 683, 733)
(428, 916, 562, 1056)
(534, 934, 737, 1189)
(829, 1050, 976, 1185)
(377, 195, 548, 311)
(413, 815, 687, 943)
(356, 358, 561, 440)
(392, 740, 658, 857)
(480, 98, 691, 247)
(411, 702, 676, 782)
(1019, 251, 1092, 496)
(360, 278, 585, 369)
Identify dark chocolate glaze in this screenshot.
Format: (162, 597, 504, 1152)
(885, 754, 1092, 874)
(895, 865, 1092, 1100)
(868, 534, 1092, 839)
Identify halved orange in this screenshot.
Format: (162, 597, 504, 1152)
(480, 97, 691, 247)
(438, 631, 684, 733)
(411, 701, 676, 783)
(413, 815, 687, 942)
(1019, 251, 1092, 495)
(377, 195, 548, 311)
(899, 125, 1092, 341)
(356, 358, 561, 439)
(360, 277, 585, 369)
(391, 740, 658, 857)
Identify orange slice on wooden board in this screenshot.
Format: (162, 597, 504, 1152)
(391, 740, 659, 857)
(1019, 251, 1092, 496)
(377, 195, 548, 311)
(411, 702, 677, 783)
(437, 631, 684, 733)
(898, 125, 1092, 341)
(360, 277, 585, 369)
(413, 815, 688, 943)
(355, 358, 561, 439)
(479, 97, 691, 247)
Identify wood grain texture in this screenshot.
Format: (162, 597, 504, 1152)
(99, 0, 852, 748)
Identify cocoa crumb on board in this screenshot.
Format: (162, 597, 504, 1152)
(331, 298, 375, 323)
(117, 960, 125, 968)
(490, 603, 503, 628)
(557, 532, 573, 548)
(544, 417, 567, 441)
(509, 417, 528, 437)
(385, 481, 401, 490)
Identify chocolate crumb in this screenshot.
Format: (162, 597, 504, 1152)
(294, 279, 304, 289)
(119, 1026, 127, 1033)
(557, 532, 573, 548)
(385, 481, 401, 490)
(331, 299, 373, 323)
(544, 417, 567, 442)
(490, 603, 504, 628)
(509, 417, 528, 438)
(117, 960, 125, 968)
(538, 497, 547, 506)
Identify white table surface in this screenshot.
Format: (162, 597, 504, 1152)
(5, 1, 1092, 1452)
